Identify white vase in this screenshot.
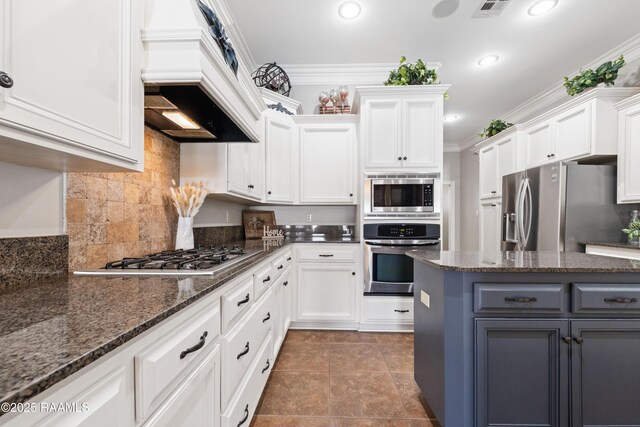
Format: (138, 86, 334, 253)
(176, 216, 194, 250)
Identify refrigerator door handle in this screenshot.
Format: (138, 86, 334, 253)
(514, 178, 526, 249)
(522, 179, 533, 248)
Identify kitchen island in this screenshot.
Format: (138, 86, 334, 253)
(407, 250, 640, 427)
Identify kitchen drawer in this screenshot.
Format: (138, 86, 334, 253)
(221, 334, 273, 427)
(254, 262, 274, 298)
(135, 298, 221, 421)
(297, 246, 357, 263)
(221, 275, 254, 333)
(474, 283, 567, 313)
(573, 283, 640, 313)
(271, 254, 286, 281)
(221, 289, 273, 409)
(365, 297, 413, 322)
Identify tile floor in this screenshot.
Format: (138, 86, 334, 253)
(251, 330, 441, 427)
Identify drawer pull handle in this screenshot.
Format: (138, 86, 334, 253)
(394, 309, 410, 313)
(179, 331, 208, 359)
(287, 257, 292, 261)
(263, 276, 271, 283)
(262, 359, 271, 373)
(604, 297, 638, 304)
(237, 342, 250, 359)
(504, 296, 538, 303)
(319, 254, 334, 257)
(283, 281, 289, 286)
(263, 312, 271, 322)
(0, 71, 13, 88)
(278, 265, 284, 270)
(237, 404, 249, 426)
(575, 337, 584, 345)
(237, 293, 250, 306)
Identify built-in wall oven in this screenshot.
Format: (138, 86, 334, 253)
(364, 177, 435, 215)
(364, 223, 440, 296)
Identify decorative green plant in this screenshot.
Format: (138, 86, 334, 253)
(479, 119, 514, 139)
(384, 56, 439, 86)
(563, 55, 626, 96)
(622, 221, 640, 242)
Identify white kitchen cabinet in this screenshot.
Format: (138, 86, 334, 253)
(523, 88, 640, 169)
(480, 199, 502, 254)
(362, 98, 402, 169)
(479, 128, 520, 200)
(272, 268, 291, 356)
(615, 93, 640, 204)
(0, 0, 144, 172)
(296, 264, 356, 322)
(143, 348, 220, 427)
(228, 142, 264, 201)
(264, 112, 295, 203)
(296, 116, 357, 204)
(354, 86, 449, 173)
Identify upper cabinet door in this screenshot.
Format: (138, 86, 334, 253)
(227, 144, 250, 197)
(248, 140, 264, 200)
(265, 115, 294, 203)
(299, 123, 356, 204)
(618, 102, 640, 203)
(0, 0, 143, 171)
(525, 121, 554, 168)
(496, 134, 518, 193)
(363, 99, 401, 170)
(401, 98, 441, 170)
(479, 145, 499, 199)
(554, 103, 592, 161)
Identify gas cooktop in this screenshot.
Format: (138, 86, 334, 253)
(74, 245, 261, 276)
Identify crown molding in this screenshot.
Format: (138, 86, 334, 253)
(614, 92, 640, 110)
(280, 62, 441, 86)
(444, 142, 461, 153)
(457, 33, 640, 152)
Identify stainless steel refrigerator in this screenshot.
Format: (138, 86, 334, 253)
(501, 162, 635, 252)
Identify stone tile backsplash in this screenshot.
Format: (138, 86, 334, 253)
(66, 127, 180, 270)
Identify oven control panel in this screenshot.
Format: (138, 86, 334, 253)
(363, 223, 441, 239)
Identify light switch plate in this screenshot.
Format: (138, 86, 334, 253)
(420, 290, 430, 308)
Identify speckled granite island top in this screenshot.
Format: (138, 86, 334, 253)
(0, 239, 305, 410)
(584, 241, 640, 250)
(406, 250, 640, 273)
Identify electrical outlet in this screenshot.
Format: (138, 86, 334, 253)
(306, 213, 312, 223)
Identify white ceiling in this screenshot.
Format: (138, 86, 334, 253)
(227, 0, 640, 143)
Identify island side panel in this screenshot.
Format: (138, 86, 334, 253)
(414, 262, 474, 427)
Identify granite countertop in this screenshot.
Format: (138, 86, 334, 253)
(584, 241, 640, 250)
(0, 240, 292, 411)
(407, 250, 640, 273)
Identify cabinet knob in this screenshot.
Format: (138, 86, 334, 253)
(491, 203, 497, 207)
(0, 71, 13, 88)
(562, 336, 572, 344)
(403, 156, 407, 160)
(575, 337, 584, 345)
(352, 272, 356, 276)
(397, 156, 402, 161)
(349, 193, 353, 197)
(491, 191, 497, 194)
(268, 191, 272, 195)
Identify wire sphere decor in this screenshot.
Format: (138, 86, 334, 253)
(252, 63, 291, 97)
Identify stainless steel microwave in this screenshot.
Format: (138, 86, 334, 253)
(364, 178, 435, 214)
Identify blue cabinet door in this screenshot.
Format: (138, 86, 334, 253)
(571, 320, 640, 427)
(476, 319, 570, 427)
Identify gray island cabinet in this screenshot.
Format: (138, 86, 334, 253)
(407, 250, 640, 427)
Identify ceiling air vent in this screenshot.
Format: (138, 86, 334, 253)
(473, 0, 512, 18)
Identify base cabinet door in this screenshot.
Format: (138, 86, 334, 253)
(476, 319, 569, 427)
(570, 320, 640, 427)
(296, 264, 356, 322)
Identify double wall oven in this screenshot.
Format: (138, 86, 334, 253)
(364, 223, 440, 296)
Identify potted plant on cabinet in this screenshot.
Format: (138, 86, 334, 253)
(563, 55, 626, 96)
(479, 119, 513, 139)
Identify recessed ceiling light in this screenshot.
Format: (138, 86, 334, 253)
(443, 115, 459, 122)
(478, 55, 499, 67)
(338, 1, 361, 19)
(528, 0, 558, 16)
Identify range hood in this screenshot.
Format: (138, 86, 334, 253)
(142, 0, 265, 143)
